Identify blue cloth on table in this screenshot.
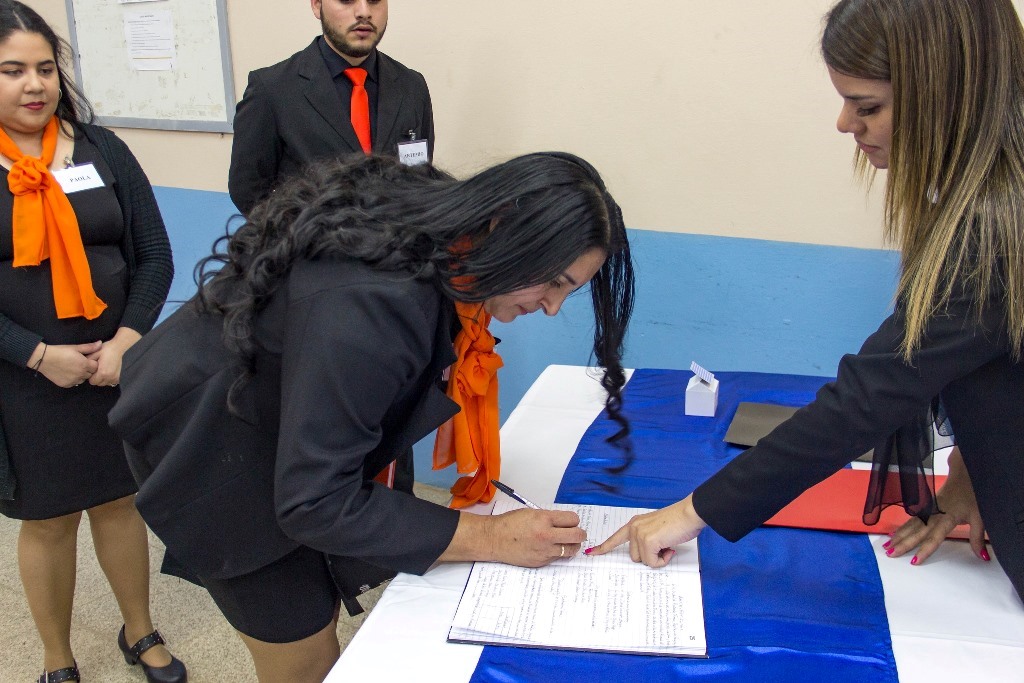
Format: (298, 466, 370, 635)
(469, 369, 898, 683)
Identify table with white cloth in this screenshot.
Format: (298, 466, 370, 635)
(328, 365, 1024, 683)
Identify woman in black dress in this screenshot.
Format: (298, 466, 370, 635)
(0, 3, 185, 682)
(593, 0, 1024, 603)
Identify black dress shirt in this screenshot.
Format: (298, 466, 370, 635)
(318, 37, 381, 142)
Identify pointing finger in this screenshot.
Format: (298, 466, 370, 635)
(586, 523, 631, 557)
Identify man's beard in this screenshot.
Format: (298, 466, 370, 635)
(323, 18, 387, 59)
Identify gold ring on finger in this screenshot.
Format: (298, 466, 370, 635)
(559, 544, 565, 558)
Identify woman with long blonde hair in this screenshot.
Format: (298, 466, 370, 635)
(593, 0, 1024, 602)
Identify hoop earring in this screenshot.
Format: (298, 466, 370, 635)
(58, 88, 63, 100)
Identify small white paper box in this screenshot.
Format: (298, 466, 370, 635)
(685, 374, 719, 417)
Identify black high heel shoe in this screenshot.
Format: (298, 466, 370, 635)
(117, 625, 188, 683)
(37, 662, 80, 683)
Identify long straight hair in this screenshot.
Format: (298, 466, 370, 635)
(198, 152, 635, 445)
(0, 1, 94, 126)
(823, 0, 1024, 359)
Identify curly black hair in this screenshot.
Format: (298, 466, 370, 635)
(198, 152, 635, 453)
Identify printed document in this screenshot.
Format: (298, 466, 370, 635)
(448, 499, 707, 657)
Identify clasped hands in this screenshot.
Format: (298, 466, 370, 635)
(27, 327, 141, 389)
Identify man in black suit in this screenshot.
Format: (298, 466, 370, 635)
(228, 0, 434, 215)
(229, 0, 432, 494)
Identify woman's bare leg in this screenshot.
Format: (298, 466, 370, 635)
(88, 495, 171, 667)
(238, 618, 341, 683)
(19, 512, 82, 672)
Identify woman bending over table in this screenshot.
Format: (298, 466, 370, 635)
(110, 151, 635, 682)
(593, 0, 1024, 603)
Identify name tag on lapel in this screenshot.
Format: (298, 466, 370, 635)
(398, 139, 429, 166)
(52, 163, 105, 194)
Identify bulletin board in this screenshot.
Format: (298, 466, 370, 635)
(64, 0, 236, 132)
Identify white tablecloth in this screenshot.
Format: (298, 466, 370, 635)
(329, 365, 1024, 682)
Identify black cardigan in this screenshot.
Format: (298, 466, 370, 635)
(0, 122, 173, 499)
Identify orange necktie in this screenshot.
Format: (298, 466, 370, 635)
(344, 67, 372, 154)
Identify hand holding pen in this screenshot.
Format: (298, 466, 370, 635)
(436, 480, 584, 566)
(488, 479, 582, 561)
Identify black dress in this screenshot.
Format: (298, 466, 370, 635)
(0, 138, 136, 520)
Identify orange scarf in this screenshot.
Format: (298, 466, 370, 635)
(433, 301, 504, 508)
(2, 117, 106, 320)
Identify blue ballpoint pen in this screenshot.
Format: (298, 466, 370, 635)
(490, 479, 541, 509)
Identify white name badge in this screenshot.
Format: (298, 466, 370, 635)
(52, 163, 105, 194)
(398, 139, 429, 166)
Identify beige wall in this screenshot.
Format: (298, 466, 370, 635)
(28, 0, 934, 249)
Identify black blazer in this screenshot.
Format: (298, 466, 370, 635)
(693, 281, 1024, 600)
(110, 259, 460, 581)
(228, 39, 435, 215)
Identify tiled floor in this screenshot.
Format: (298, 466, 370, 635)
(0, 483, 451, 682)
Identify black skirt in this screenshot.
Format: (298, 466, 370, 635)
(0, 371, 135, 519)
(199, 545, 341, 643)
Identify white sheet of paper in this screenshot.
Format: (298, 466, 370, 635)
(449, 498, 707, 656)
(123, 11, 176, 71)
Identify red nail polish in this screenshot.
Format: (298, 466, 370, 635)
(583, 547, 592, 555)
(882, 540, 892, 549)
(885, 547, 894, 556)
(911, 556, 919, 565)
(981, 549, 991, 562)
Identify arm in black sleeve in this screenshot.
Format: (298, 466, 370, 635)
(0, 314, 42, 367)
(693, 285, 1008, 541)
(111, 135, 174, 335)
(274, 278, 459, 574)
(228, 71, 283, 216)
